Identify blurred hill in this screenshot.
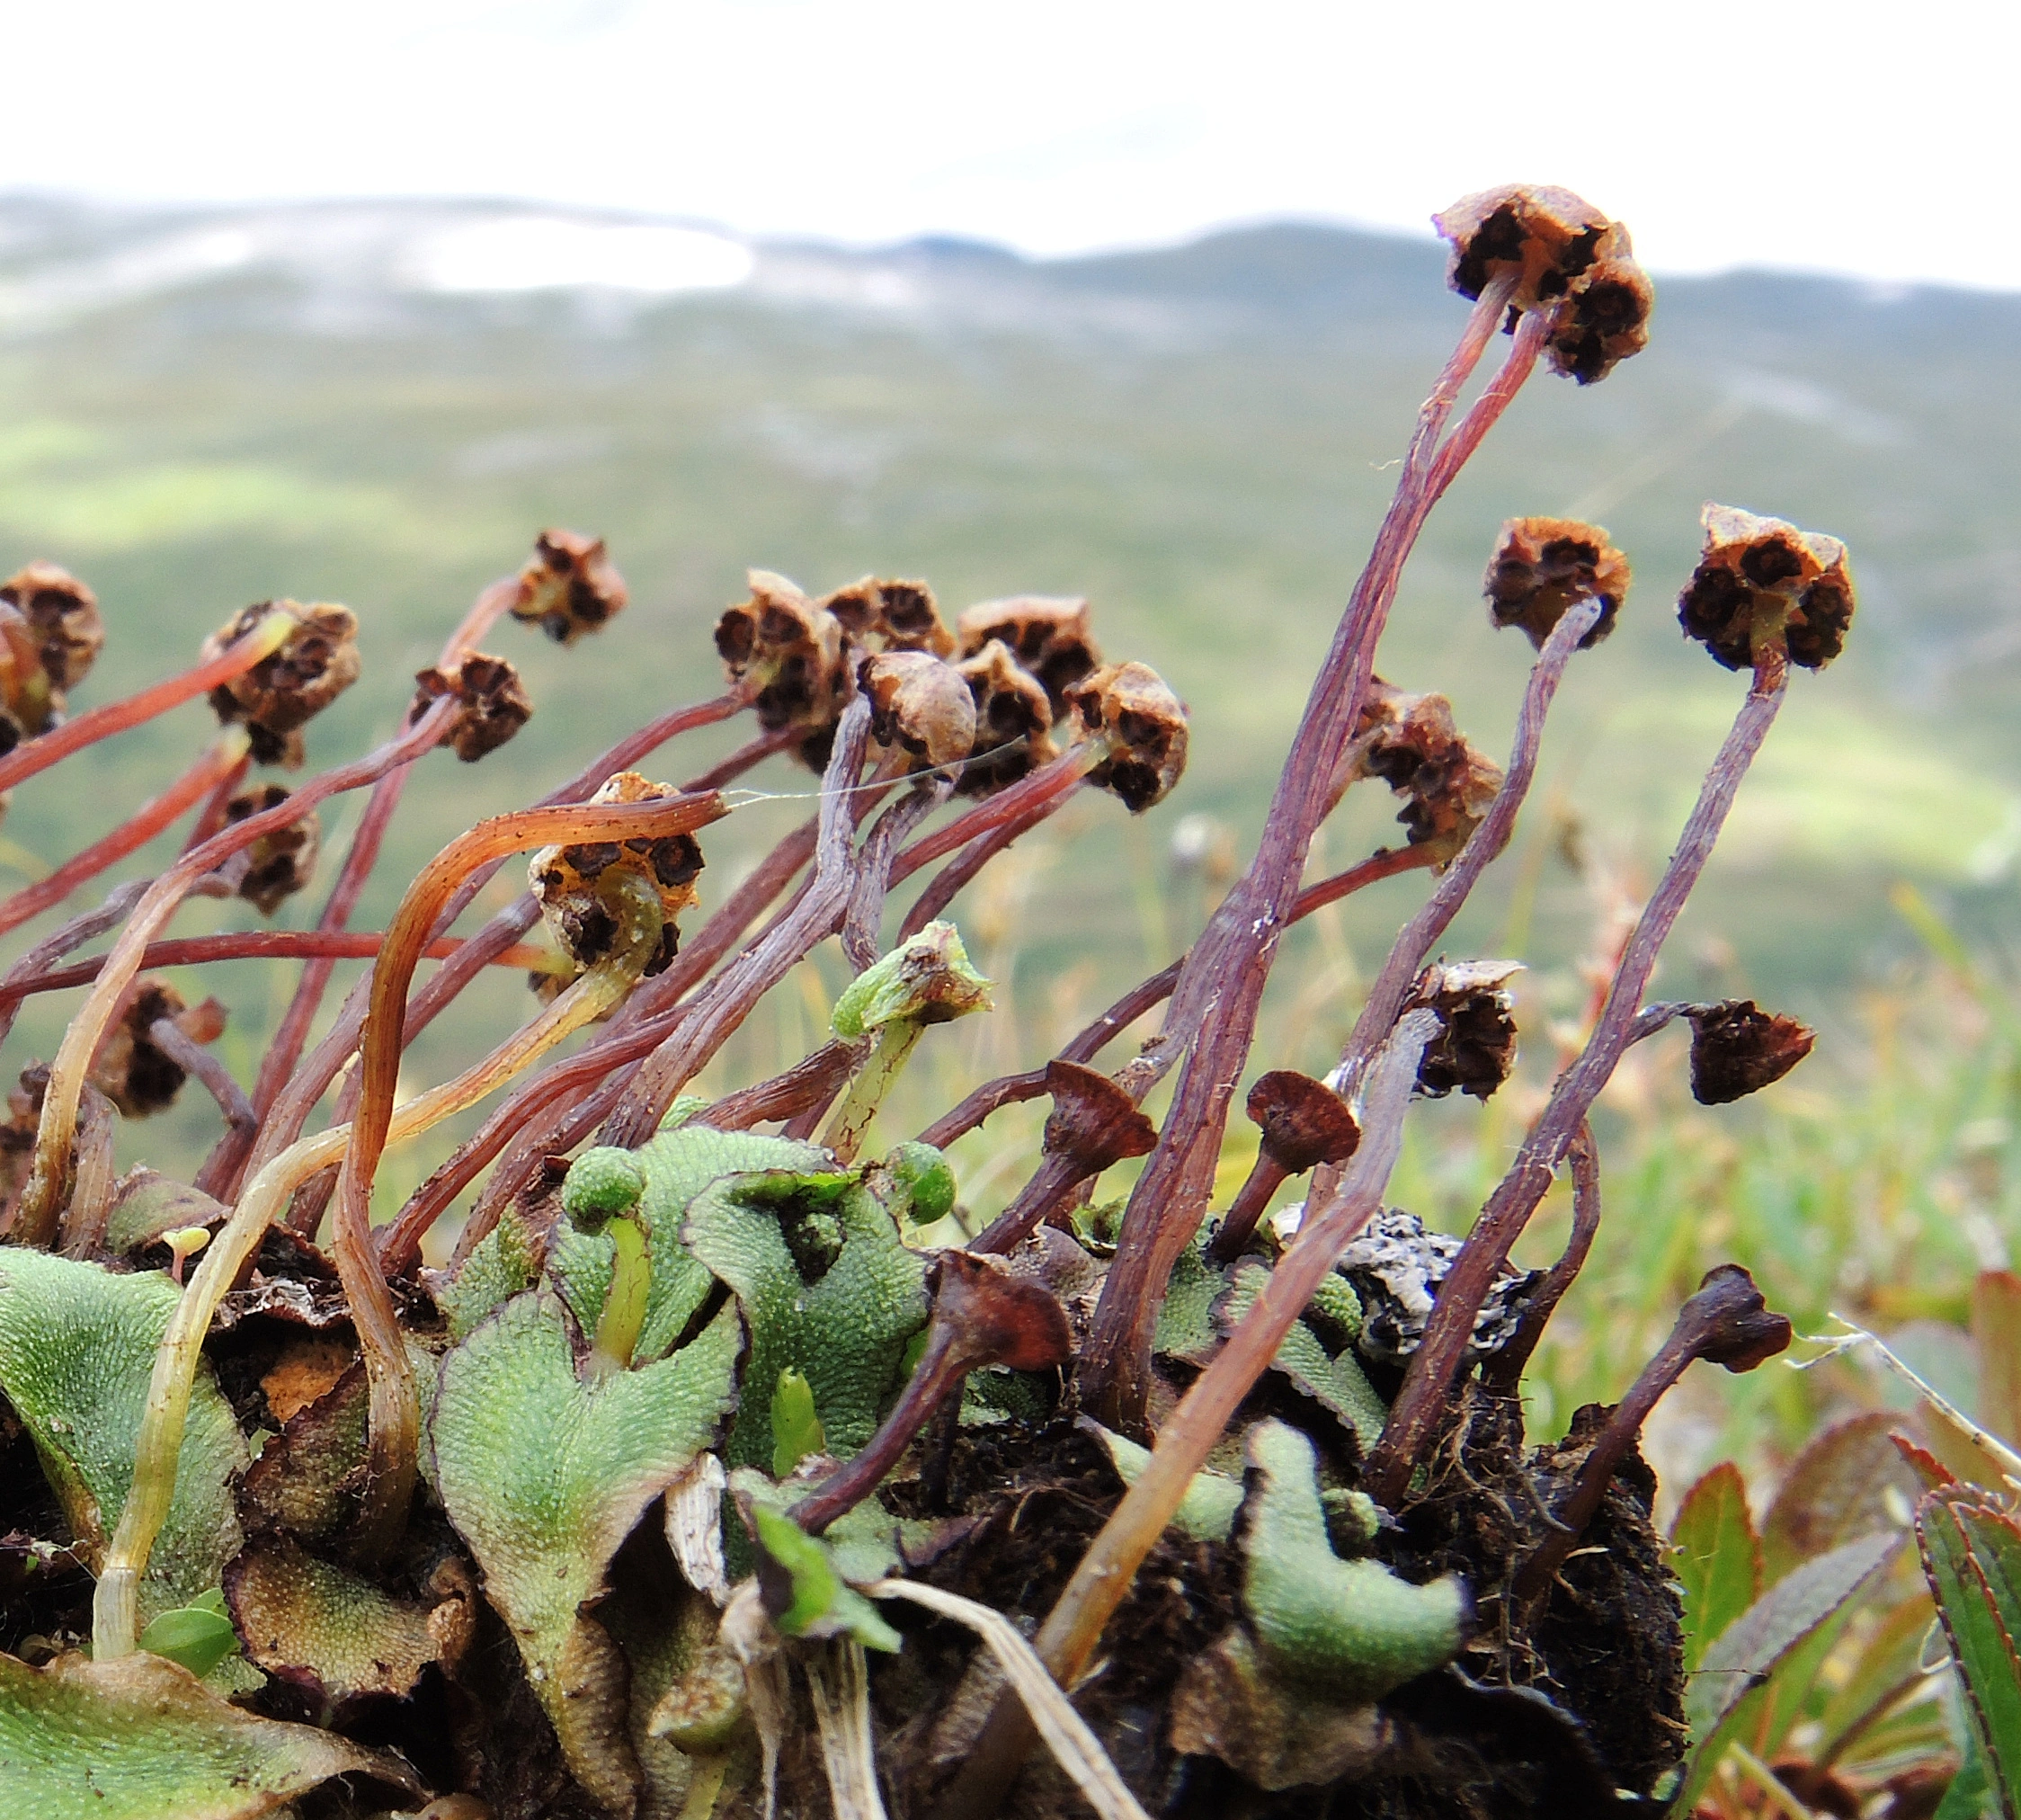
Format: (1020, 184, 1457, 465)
(0, 194, 2015, 1136)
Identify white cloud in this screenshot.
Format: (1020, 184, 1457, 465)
(403, 218, 753, 293)
(9, 0, 2017, 288)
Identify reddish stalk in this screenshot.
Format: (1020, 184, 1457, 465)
(147, 1013, 257, 1143)
(327, 792, 726, 1558)
(11, 695, 464, 1246)
(699, 1039, 867, 1132)
(201, 750, 424, 1199)
(1482, 1121, 1600, 1393)
(0, 606, 292, 798)
(913, 847, 1439, 1153)
(941, 1015, 1433, 1817)
(240, 698, 768, 1194)
(0, 878, 154, 1049)
(1079, 284, 1540, 1432)
(895, 775, 1091, 942)
(1331, 596, 1599, 1102)
(596, 699, 875, 1147)
(378, 816, 821, 1273)
(0, 734, 251, 940)
(889, 740, 1104, 880)
(0, 931, 548, 1010)
(1364, 650, 1790, 1506)
(182, 751, 252, 852)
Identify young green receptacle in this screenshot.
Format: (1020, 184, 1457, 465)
(822, 921, 993, 1164)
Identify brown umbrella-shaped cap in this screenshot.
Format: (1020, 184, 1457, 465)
(1678, 504, 1855, 673)
(955, 638, 1058, 796)
(1042, 1059, 1157, 1171)
(930, 1249, 1074, 1374)
(824, 576, 957, 657)
(2, 560, 103, 695)
(956, 594, 1100, 720)
(1245, 1071, 1360, 1174)
(1682, 1263, 1794, 1373)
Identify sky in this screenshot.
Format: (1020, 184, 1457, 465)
(11, 0, 2018, 290)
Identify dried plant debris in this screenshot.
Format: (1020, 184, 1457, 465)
(530, 770, 704, 977)
(1678, 503, 1856, 671)
(414, 650, 535, 761)
(223, 1537, 474, 1707)
(0, 560, 103, 745)
(512, 527, 628, 645)
(823, 575, 957, 657)
(220, 784, 321, 914)
(1412, 959, 1520, 1100)
(1345, 680, 1504, 865)
(84, 976, 227, 1119)
(204, 601, 361, 766)
(1684, 999, 1816, 1104)
(1335, 1208, 1541, 1364)
(1483, 517, 1630, 648)
(957, 594, 1101, 717)
(1064, 660, 1189, 812)
(955, 638, 1057, 795)
(860, 649, 976, 772)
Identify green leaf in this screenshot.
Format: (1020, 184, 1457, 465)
(1934, 1729, 2000, 1820)
(619, 1124, 832, 1367)
(750, 1507, 902, 1653)
(0, 1648, 420, 1820)
(1219, 1261, 1386, 1451)
(1082, 1420, 1243, 1542)
(0, 1249, 245, 1635)
(1670, 1463, 1761, 1674)
(1918, 1489, 2021, 1816)
(770, 1367, 828, 1477)
(1237, 1419, 1465, 1701)
(681, 1167, 930, 1470)
(1673, 1530, 1900, 1812)
(136, 1597, 238, 1681)
(430, 1289, 741, 1815)
(432, 1202, 542, 1343)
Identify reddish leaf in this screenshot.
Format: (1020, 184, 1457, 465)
(1762, 1412, 1920, 1583)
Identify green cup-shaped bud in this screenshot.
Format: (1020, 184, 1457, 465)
(884, 1141, 957, 1225)
(561, 1147, 647, 1226)
(831, 922, 993, 1038)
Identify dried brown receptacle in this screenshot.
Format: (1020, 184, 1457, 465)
(1678, 502, 1856, 671)
(512, 527, 629, 645)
